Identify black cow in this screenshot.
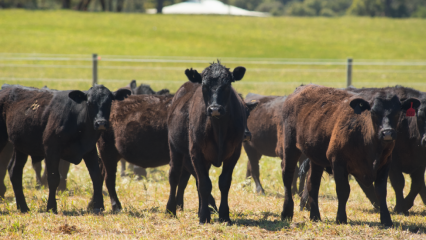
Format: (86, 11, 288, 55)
(166, 62, 250, 224)
(0, 84, 130, 213)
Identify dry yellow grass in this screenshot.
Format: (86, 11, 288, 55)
(0, 151, 425, 239)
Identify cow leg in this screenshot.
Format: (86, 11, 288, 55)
(218, 149, 240, 224)
(333, 162, 350, 224)
(176, 167, 191, 210)
(83, 148, 104, 213)
(404, 168, 426, 212)
(58, 160, 71, 192)
(420, 184, 426, 205)
(375, 162, 393, 227)
(191, 150, 212, 224)
(280, 146, 301, 221)
(244, 144, 264, 194)
(307, 162, 323, 220)
(389, 164, 406, 214)
(354, 177, 380, 210)
(120, 159, 126, 177)
(0, 142, 13, 199)
(133, 166, 147, 180)
(44, 152, 61, 213)
(32, 161, 43, 188)
(292, 165, 299, 196)
(166, 144, 184, 217)
(299, 169, 310, 211)
(298, 161, 307, 197)
(8, 150, 30, 212)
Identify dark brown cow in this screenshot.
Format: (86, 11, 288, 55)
(280, 84, 419, 226)
(0, 85, 130, 213)
(243, 93, 308, 196)
(166, 62, 249, 224)
(96, 87, 257, 212)
(345, 86, 426, 214)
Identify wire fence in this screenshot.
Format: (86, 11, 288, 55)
(1, 53, 425, 94)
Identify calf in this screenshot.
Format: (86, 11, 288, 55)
(280, 84, 419, 226)
(0, 85, 130, 213)
(243, 93, 309, 196)
(166, 62, 249, 224)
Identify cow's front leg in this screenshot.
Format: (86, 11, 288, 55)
(8, 150, 30, 212)
(190, 148, 212, 224)
(218, 149, 240, 224)
(376, 162, 393, 227)
(44, 151, 61, 213)
(83, 147, 104, 213)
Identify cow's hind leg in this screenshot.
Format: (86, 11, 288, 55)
(32, 161, 44, 188)
(389, 164, 406, 214)
(44, 152, 61, 213)
(355, 177, 380, 210)
(404, 168, 425, 212)
(244, 144, 264, 194)
(166, 144, 184, 217)
(0, 142, 13, 199)
(8, 150, 29, 212)
(306, 162, 323, 220)
(176, 167, 191, 210)
(57, 160, 71, 192)
(120, 159, 127, 177)
(281, 145, 301, 221)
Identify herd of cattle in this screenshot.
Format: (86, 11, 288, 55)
(0, 61, 426, 227)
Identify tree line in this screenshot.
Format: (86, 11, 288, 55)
(1, 0, 425, 18)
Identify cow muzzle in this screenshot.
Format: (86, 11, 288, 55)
(94, 119, 108, 131)
(243, 130, 252, 142)
(380, 128, 395, 141)
(207, 105, 224, 118)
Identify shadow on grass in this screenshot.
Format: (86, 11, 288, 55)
(234, 218, 290, 231)
(348, 220, 425, 234)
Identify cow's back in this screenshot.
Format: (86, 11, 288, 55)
(245, 94, 287, 157)
(282, 85, 362, 166)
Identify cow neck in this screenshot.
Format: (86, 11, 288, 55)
(208, 108, 231, 167)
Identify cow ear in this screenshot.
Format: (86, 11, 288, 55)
(68, 90, 87, 103)
(130, 80, 137, 91)
(401, 98, 421, 111)
(232, 67, 246, 81)
(350, 98, 371, 114)
(246, 101, 259, 112)
(185, 68, 202, 83)
(113, 89, 131, 101)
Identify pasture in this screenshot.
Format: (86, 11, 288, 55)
(0, 10, 426, 239)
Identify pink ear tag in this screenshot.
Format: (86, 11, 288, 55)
(406, 102, 415, 117)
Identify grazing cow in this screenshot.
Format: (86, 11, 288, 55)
(96, 88, 257, 212)
(166, 62, 250, 224)
(0, 85, 130, 213)
(243, 93, 309, 196)
(279, 84, 419, 227)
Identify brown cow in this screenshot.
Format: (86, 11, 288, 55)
(279, 84, 419, 227)
(243, 93, 308, 196)
(166, 62, 249, 224)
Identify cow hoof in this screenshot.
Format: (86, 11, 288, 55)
(382, 221, 393, 228)
(219, 218, 233, 225)
(112, 205, 122, 213)
(92, 208, 103, 215)
(19, 207, 30, 213)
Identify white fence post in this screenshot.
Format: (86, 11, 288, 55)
(92, 53, 98, 86)
(346, 58, 352, 87)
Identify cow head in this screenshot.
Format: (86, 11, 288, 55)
(243, 101, 258, 142)
(185, 62, 246, 118)
(413, 99, 426, 147)
(350, 96, 420, 143)
(68, 85, 131, 131)
(349, 95, 420, 186)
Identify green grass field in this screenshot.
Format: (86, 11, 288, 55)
(0, 10, 426, 239)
